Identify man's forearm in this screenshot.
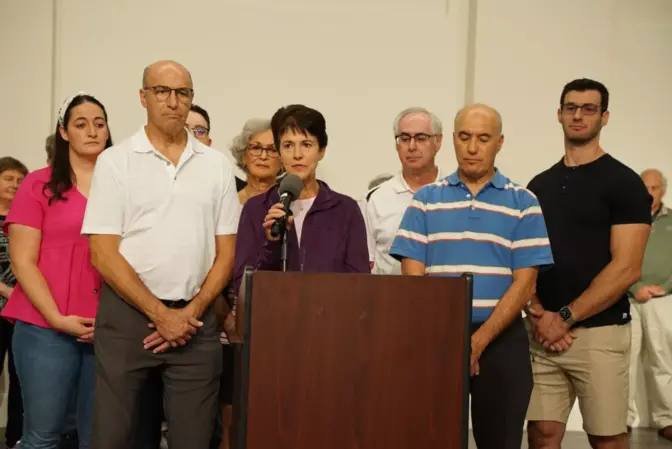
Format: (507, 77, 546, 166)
(570, 261, 640, 322)
(92, 251, 165, 322)
(478, 276, 535, 344)
(525, 294, 543, 313)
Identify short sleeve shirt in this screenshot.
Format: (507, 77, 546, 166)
(527, 154, 652, 328)
(365, 170, 442, 275)
(390, 170, 554, 323)
(2, 168, 102, 327)
(81, 127, 241, 300)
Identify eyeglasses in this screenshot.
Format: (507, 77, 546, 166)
(247, 144, 279, 158)
(395, 133, 436, 145)
(189, 126, 209, 137)
(143, 85, 194, 104)
(561, 103, 603, 116)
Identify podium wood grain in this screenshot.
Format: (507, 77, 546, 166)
(234, 271, 472, 449)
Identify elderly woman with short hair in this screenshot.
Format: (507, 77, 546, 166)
(214, 118, 283, 449)
(230, 118, 284, 206)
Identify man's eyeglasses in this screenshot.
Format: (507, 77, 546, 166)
(144, 85, 194, 104)
(395, 133, 436, 145)
(247, 144, 279, 158)
(189, 126, 209, 137)
(561, 103, 603, 116)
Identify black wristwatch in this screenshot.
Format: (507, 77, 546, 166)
(558, 305, 577, 326)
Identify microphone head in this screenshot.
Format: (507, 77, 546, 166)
(278, 174, 303, 199)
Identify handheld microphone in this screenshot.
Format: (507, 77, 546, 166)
(271, 174, 304, 238)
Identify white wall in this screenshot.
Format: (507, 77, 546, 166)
(473, 0, 672, 203)
(53, 0, 469, 193)
(473, 0, 672, 429)
(0, 0, 55, 171)
(1, 0, 671, 434)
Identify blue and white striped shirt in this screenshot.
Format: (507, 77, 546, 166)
(389, 170, 554, 322)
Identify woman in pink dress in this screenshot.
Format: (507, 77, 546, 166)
(2, 92, 112, 449)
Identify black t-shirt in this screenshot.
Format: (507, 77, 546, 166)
(235, 177, 247, 192)
(527, 154, 651, 328)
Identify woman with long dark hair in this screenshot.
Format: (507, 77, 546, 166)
(1, 92, 112, 449)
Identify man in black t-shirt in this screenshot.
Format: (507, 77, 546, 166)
(525, 79, 651, 449)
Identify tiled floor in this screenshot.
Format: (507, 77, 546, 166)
(468, 428, 668, 448)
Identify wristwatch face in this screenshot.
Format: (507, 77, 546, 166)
(559, 306, 572, 321)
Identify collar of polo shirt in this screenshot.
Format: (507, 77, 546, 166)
(446, 169, 506, 190)
(654, 204, 669, 220)
(132, 126, 205, 155)
(393, 168, 443, 194)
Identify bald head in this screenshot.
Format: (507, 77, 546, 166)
(140, 60, 194, 136)
(142, 60, 193, 88)
(452, 103, 504, 183)
(641, 169, 666, 188)
(454, 104, 503, 135)
(641, 168, 667, 213)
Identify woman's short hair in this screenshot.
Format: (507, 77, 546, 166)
(229, 118, 272, 172)
(0, 157, 29, 177)
(368, 173, 394, 190)
(271, 104, 328, 150)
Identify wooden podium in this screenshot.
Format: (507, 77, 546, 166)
(232, 270, 473, 449)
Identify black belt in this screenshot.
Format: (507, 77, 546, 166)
(160, 299, 190, 309)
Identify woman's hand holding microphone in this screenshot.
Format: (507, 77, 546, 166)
(263, 203, 294, 241)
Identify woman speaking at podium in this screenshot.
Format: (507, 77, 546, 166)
(232, 104, 369, 286)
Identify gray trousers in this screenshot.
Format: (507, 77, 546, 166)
(91, 284, 222, 449)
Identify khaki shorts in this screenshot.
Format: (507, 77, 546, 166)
(526, 320, 631, 436)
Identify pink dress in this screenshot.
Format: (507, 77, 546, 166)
(1, 167, 101, 328)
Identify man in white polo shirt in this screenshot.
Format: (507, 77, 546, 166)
(82, 60, 240, 449)
(364, 107, 443, 274)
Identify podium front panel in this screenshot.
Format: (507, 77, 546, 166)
(234, 271, 472, 449)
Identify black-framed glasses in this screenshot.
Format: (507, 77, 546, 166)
(143, 85, 194, 104)
(188, 126, 209, 137)
(247, 144, 279, 158)
(395, 133, 436, 145)
(561, 103, 603, 116)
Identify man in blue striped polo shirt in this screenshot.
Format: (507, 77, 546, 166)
(390, 104, 554, 449)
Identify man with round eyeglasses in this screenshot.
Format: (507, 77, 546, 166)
(363, 107, 443, 274)
(83, 60, 240, 449)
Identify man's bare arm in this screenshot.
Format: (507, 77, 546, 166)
(476, 267, 537, 346)
(145, 235, 236, 353)
(401, 258, 426, 275)
(188, 235, 236, 318)
(569, 224, 650, 321)
(89, 234, 166, 322)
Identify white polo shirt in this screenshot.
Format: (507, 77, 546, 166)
(82, 127, 241, 300)
(364, 170, 442, 275)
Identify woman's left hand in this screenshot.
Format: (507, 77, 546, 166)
(77, 329, 95, 343)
